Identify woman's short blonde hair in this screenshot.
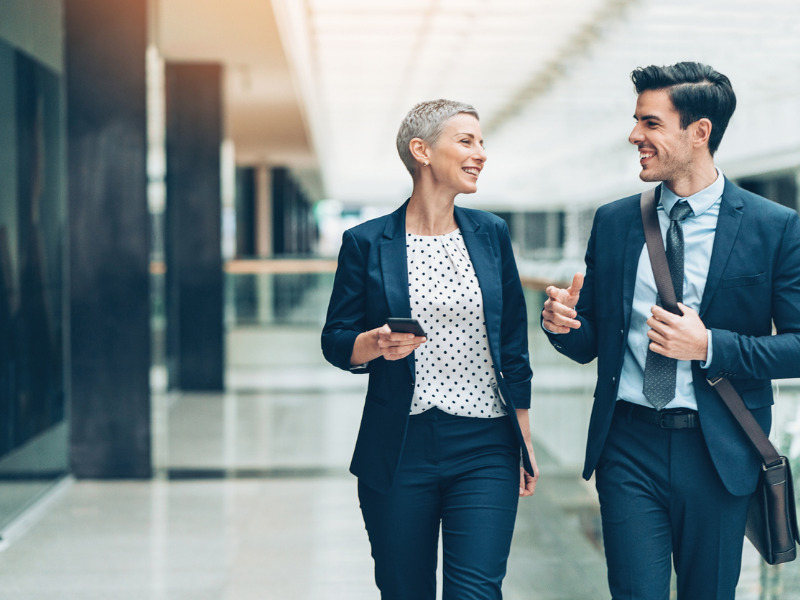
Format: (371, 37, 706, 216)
(396, 99, 479, 176)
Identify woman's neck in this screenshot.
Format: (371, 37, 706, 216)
(406, 189, 457, 236)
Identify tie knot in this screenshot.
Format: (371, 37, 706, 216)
(670, 201, 693, 222)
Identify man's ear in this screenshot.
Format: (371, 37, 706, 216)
(692, 118, 712, 149)
(409, 138, 430, 166)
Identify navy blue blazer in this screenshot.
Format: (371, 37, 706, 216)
(546, 179, 800, 496)
(322, 200, 533, 493)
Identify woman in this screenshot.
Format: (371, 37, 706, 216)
(321, 99, 537, 600)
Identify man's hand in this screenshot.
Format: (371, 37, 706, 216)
(647, 303, 708, 361)
(542, 273, 584, 334)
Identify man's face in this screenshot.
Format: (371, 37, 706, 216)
(628, 89, 694, 185)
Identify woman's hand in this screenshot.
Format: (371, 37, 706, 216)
(376, 324, 427, 360)
(350, 324, 427, 365)
(515, 408, 539, 497)
(520, 442, 539, 497)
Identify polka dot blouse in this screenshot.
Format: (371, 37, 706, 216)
(407, 230, 506, 418)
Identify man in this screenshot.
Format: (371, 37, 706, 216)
(542, 61, 800, 599)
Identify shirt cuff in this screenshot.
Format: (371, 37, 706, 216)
(541, 321, 565, 335)
(699, 329, 713, 369)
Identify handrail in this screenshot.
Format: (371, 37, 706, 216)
(151, 258, 566, 289)
(520, 275, 568, 291)
(224, 259, 337, 274)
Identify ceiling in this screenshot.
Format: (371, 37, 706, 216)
(159, 0, 800, 211)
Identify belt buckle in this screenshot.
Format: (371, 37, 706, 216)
(659, 410, 695, 429)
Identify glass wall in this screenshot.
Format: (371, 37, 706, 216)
(0, 9, 68, 529)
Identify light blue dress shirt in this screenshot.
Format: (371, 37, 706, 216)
(617, 169, 724, 411)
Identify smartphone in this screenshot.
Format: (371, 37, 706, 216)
(386, 317, 427, 338)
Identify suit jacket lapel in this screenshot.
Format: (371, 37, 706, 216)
(379, 201, 411, 319)
(623, 195, 648, 331)
(700, 179, 744, 316)
(379, 201, 415, 378)
(456, 207, 503, 361)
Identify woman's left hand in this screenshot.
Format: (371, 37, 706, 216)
(515, 408, 538, 497)
(519, 442, 538, 497)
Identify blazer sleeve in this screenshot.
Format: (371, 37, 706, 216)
(321, 229, 370, 373)
(707, 209, 800, 381)
(543, 210, 600, 365)
(497, 221, 533, 409)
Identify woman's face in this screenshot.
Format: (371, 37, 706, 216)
(426, 113, 487, 195)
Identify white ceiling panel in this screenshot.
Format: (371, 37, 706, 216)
(265, 0, 800, 209)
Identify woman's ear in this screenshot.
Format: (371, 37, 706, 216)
(409, 138, 430, 167)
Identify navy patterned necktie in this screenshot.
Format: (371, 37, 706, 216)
(642, 201, 694, 410)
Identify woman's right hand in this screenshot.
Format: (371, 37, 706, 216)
(375, 324, 426, 360)
(350, 324, 427, 365)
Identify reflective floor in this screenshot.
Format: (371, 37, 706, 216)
(0, 325, 798, 599)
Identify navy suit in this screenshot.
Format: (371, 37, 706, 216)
(546, 179, 800, 598)
(322, 199, 533, 492)
(322, 200, 533, 599)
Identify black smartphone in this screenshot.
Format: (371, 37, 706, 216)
(386, 317, 427, 337)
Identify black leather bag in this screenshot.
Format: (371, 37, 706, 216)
(746, 455, 800, 564)
(640, 187, 800, 565)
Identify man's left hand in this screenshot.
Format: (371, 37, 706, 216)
(647, 303, 708, 361)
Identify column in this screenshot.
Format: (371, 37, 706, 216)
(165, 62, 224, 391)
(65, 0, 151, 478)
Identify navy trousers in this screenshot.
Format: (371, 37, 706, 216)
(358, 408, 520, 600)
(595, 402, 752, 600)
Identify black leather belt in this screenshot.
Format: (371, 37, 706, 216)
(617, 400, 699, 429)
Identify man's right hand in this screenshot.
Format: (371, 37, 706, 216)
(542, 273, 584, 334)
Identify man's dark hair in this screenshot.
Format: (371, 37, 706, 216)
(631, 62, 736, 155)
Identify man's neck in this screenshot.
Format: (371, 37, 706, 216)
(664, 160, 718, 198)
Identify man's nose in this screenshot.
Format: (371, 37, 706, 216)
(629, 124, 643, 145)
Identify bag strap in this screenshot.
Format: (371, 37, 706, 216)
(709, 377, 782, 467)
(640, 187, 681, 315)
(639, 188, 782, 468)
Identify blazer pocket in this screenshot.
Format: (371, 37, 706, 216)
(727, 380, 772, 410)
(366, 391, 389, 407)
(740, 387, 773, 410)
(720, 272, 766, 289)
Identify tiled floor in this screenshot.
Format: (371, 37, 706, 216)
(0, 326, 798, 598)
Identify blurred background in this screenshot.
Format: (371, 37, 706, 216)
(1, 0, 800, 598)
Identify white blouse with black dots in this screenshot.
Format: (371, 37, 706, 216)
(406, 230, 506, 418)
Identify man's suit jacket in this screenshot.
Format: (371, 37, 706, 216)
(322, 200, 533, 493)
(546, 178, 800, 497)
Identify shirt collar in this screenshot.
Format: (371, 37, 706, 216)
(659, 168, 724, 217)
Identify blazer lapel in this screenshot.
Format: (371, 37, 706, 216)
(700, 179, 744, 316)
(379, 201, 415, 377)
(623, 198, 648, 331)
(379, 201, 411, 319)
(456, 207, 503, 360)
